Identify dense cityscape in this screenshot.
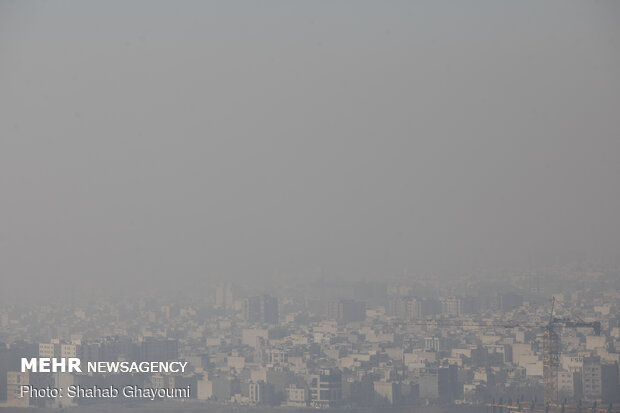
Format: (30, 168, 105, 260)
(1, 262, 618, 410)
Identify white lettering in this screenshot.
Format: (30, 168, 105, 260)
(39, 358, 51, 372)
(68, 358, 82, 373)
(21, 358, 37, 373)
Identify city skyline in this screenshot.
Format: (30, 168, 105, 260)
(1, 1, 619, 411)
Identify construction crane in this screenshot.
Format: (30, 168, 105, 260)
(393, 297, 602, 408)
(543, 297, 601, 405)
(543, 298, 561, 405)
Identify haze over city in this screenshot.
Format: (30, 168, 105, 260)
(1, 1, 619, 296)
(1, 2, 620, 412)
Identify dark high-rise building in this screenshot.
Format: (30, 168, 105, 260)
(79, 343, 101, 363)
(498, 292, 523, 312)
(0, 346, 17, 401)
(415, 298, 441, 319)
(243, 296, 262, 323)
(601, 362, 620, 403)
(438, 364, 460, 401)
(326, 299, 366, 323)
(387, 297, 409, 319)
(243, 295, 279, 325)
(140, 339, 179, 362)
(261, 295, 279, 325)
(100, 338, 139, 362)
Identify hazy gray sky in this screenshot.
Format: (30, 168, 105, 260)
(1, 1, 619, 296)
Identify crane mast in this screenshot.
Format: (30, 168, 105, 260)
(401, 297, 603, 409)
(543, 298, 601, 405)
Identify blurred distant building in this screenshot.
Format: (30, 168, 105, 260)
(415, 298, 441, 319)
(215, 282, 234, 310)
(243, 295, 279, 325)
(140, 338, 178, 362)
(498, 292, 523, 312)
(441, 297, 462, 316)
(387, 297, 409, 319)
(326, 299, 366, 323)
